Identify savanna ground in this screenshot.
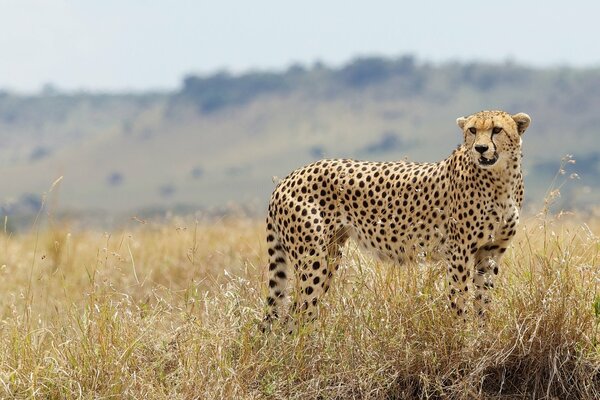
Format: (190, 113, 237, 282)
(1, 202, 600, 398)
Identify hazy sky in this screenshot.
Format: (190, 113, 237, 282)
(1, 0, 599, 92)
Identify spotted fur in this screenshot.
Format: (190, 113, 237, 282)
(262, 110, 531, 331)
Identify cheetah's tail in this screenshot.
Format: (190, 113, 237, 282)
(261, 214, 290, 332)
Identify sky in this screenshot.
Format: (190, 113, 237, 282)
(1, 0, 599, 93)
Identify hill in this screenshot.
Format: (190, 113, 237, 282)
(1, 56, 599, 227)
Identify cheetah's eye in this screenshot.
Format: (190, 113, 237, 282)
(492, 127, 502, 134)
(468, 127, 476, 134)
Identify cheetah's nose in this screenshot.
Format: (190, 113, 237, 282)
(475, 145, 489, 154)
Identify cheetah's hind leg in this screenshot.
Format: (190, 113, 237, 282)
(285, 227, 350, 333)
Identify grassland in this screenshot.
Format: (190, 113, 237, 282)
(0, 209, 599, 399)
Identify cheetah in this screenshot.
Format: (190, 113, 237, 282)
(263, 110, 531, 330)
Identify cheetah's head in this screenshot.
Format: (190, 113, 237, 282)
(456, 110, 530, 169)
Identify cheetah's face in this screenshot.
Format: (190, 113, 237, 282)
(456, 111, 530, 169)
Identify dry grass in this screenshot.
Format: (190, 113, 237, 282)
(0, 211, 599, 399)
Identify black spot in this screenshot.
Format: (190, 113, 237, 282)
(276, 271, 286, 279)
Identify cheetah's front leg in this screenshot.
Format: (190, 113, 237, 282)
(472, 243, 507, 317)
(447, 255, 471, 318)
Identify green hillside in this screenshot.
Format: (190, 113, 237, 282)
(1, 56, 599, 226)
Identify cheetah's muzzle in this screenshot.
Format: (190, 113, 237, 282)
(478, 154, 498, 166)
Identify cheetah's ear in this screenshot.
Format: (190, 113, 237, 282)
(456, 116, 467, 130)
(511, 113, 531, 135)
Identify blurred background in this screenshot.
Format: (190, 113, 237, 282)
(1, 0, 599, 229)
